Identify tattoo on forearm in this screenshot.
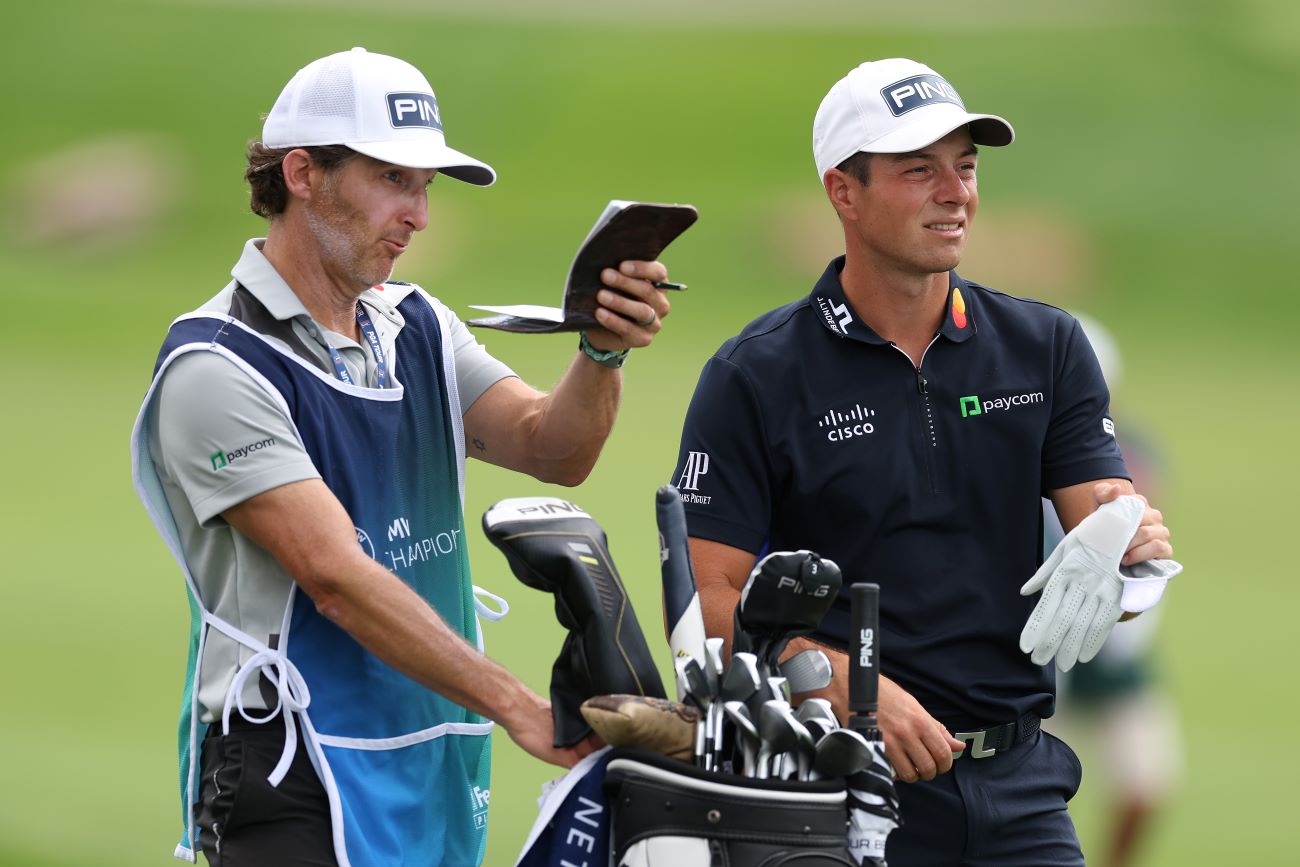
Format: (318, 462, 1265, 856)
(473, 437, 487, 452)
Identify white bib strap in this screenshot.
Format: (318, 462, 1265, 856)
(204, 612, 312, 787)
(472, 585, 510, 622)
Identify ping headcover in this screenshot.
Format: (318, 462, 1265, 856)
(733, 550, 843, 663)
(483, 497, 667, 747)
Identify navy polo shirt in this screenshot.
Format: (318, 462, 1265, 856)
(673, 257, 1128, 726)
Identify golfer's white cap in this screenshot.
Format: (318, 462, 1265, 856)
(812, 58, 1014, 181)
(263, 47, 496, 186)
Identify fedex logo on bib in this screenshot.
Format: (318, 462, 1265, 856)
(387, 92, 443, 130)
(881, 75, 964, 116)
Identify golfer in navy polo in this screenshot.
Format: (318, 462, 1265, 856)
(672, 58, 1175, 866)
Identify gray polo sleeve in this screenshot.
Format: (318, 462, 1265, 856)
(448, 312, 517, 410)
(152, 351, 322, 526)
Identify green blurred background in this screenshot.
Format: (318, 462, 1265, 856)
(2, 0, 1295, 864)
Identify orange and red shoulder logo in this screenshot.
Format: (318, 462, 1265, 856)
(951, 286, 968, 329)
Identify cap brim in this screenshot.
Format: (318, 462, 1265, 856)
(864, 111, 1015, 154)
(347, 139, 497, 186)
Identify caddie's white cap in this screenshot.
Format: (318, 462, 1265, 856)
(263, 47, 496, 186)
(812, 58, 1014, 181)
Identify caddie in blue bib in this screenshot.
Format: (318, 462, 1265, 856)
(132, 284, 492, 867)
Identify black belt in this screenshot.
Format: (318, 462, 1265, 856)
(949, 712, 1040, 759)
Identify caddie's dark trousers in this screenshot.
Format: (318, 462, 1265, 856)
(885, 729, 1085, 867)
(195, 718, 338, 867)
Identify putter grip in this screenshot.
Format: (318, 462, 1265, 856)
(849, 583, 880, 715)
(656, 485, 706, 662)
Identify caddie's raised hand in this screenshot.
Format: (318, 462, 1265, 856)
(585, 260, 672, 351)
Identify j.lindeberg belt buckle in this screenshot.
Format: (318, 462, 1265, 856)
(952, 729, 997, 759)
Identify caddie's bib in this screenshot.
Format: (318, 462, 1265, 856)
(131, 284, 492, 867)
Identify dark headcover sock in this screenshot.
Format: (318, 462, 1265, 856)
(733, 550, 843, 662)
(483, 497, 667, 747)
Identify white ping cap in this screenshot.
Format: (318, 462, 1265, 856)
(262, 47, 496, 186)
(812, 58, 1014, 181)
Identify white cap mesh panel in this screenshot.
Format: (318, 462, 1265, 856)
(298, 54, 356, 121)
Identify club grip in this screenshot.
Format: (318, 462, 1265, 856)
(656, 485, 706, 662)
(849, 583, 880, 715)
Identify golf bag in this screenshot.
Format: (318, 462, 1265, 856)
(603, 748, 857, 867)
(484, 497, 667, 747)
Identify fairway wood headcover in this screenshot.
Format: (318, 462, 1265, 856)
(581, 695, 699, 761)
(734, 550, 843, 659)
(483, 498, 667, 747)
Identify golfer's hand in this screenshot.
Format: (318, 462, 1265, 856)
(877, 675, 965, 783)
(504, 694, 604, 769)
(1091, 482, 1173, 566)
(586, 260, 671, 352)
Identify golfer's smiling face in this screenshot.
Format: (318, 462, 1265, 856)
(850, 127, 979, 278)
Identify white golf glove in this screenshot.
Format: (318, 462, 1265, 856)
(1019, 496, 1182, 671)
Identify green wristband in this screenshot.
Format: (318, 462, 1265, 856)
(578, 331, 629, 369)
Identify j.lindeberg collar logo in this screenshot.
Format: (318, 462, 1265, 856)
(880, 74, 965, 116)
(386, 92, 443, 130)
(815, 295, 853, 336)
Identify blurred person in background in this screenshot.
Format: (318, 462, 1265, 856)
(1043, 315, 1185, 867)
(131, 47, 672, 867)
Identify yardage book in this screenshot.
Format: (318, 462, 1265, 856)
(467, 200, 698, 333)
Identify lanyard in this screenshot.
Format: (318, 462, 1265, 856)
(327, 303, 389, 388)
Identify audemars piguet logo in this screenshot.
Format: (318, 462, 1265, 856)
(678, 451, 710, 491)
(677, 451, 712, 505)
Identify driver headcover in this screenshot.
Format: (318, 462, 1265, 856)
(483, 497, 667, 747)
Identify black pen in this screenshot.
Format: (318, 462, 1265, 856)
(652, 280, 688, 291)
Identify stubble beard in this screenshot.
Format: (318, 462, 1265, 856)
(305, 181, 394, 290)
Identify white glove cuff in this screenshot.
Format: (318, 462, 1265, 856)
(1119, 558, 1183, 613)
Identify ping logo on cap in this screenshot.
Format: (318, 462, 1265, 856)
(880, 74, 964, 116)
(387, 92, 443, 130)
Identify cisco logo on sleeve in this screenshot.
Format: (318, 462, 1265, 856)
(387, 92, 443, 130)
(880, 75, 964, 116)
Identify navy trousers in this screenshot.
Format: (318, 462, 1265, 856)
(885, 730, 1085, 867)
